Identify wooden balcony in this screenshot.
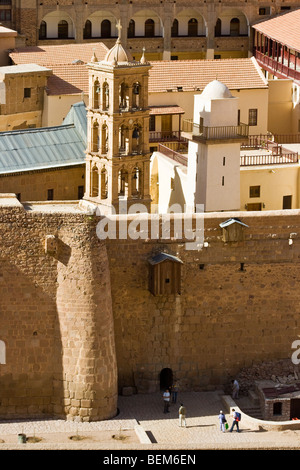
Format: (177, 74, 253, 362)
(255, 50, 300, 83)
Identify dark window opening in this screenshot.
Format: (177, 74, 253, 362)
(24, 88, 31, 98)
(83, 20, 92, 39)
(78, 185, 84, 199)
(273, 402, 282, 416)
(101, 19, 111, 38)
(145, 18, 155, 37)
(159, 368, 173, 390)
(171, 19, 178, 37)
(188, 18, 198, 37)
(283, 195, 292, 209)
(250, 185, 260, 198)
(47, 189, 54, 201)
(58, 20, 68, 39)
(128, 19, 135, 38)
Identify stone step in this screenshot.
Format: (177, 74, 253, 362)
(242, 407, 263, 419)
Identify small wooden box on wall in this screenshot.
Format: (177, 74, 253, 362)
(148, 252, 183, 296)
(219, 218, 249, 243)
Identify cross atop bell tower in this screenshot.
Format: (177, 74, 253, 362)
(84, 26, 152, 214)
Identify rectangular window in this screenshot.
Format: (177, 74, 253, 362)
(24, 88, 31, 98)
(283, 195, 292, 209)
(149, 115, 155, 132)
(250, 185, 260, 198)
(0, 9, 11, 20)
(249, 109, 258, 126)
(47, 189, 54, 201)
(222, 176, 225, 186)
(223, 157, 226, 166)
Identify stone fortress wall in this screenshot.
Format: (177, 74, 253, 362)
(0, 194, 299, 421)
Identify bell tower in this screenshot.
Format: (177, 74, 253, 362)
(84, 23, 152, 214)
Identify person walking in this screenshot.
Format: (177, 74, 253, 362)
(229, 408, 241, 432)
(163, 389, 170, 414)
(231, 379, 239, 399)
(178, 403, 186, 427)
(218, 410, 227, 432)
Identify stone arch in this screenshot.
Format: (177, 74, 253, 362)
(132, 81, 141, 109)
(129, 9, 163, 37)
(93, 79, 100, 109)
(128, 19, 135, 38)
(145, 18, 155, 37)
(160, 368, 173, 390)
(101, 19, 111, 38)
(188, 18, 198, 37)
(0, 340, 6, 364)
(83, 19, 92, 39)
(118, 167, 129, 196)
(215, 18, 221, 37)
(131, 165, 143, 197)
(39, 20, 47, 40)
(230, 17, 240, 37)
(101, 123, 108, 154)
(119, 124, 129, 155)
(39, 11, 75, 39)
(171, 18, 179, 37)
(84, 10, 118, 38)
(91, 163, 99, 197)
(101, 167, 108, 199)
(91, 120, 99, 153)
(132, 123, 142, 154)
(102, 81, 109, 111)
(119, 81, 130, 110)
(216, 9, 249, 36)
(174, 8, 207, 37)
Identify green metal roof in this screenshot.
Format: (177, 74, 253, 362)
(0, 101, 87, 175)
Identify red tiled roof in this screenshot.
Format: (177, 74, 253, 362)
(9, 42, 109, 66)
(9, 42, 267, 97)
(148, 57, 268, 93)
(46, 64, 89, 95)
(253, 9, 300, 52)
(149, 105, 185, 115)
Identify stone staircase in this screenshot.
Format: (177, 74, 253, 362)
(239, 390, 263, 420)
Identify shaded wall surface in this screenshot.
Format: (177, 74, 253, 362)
(0, 198, 300, 419)
(0, 199, 117, 421)
(106, 211, 300, 393)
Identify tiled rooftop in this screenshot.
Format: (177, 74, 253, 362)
(253, 8, 300, 52)
(148, 57, 268, 93)
(10, 43, 268, 96)
(9, 42, 109, 66)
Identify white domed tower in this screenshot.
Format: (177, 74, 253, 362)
(185, 80, 248, 212)
(84, 23, 152, 214)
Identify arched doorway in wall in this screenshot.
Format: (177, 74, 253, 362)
(159, 368, 173, 390)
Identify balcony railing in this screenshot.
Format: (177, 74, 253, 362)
(149, 131, 187, 143)
(240, 153, 298, 166)
(182, 119, 249, 141)
(255, 50, 300, 82)
(158, 144, 188, 166)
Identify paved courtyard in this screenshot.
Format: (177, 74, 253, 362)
(0, 391, 300, 451)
